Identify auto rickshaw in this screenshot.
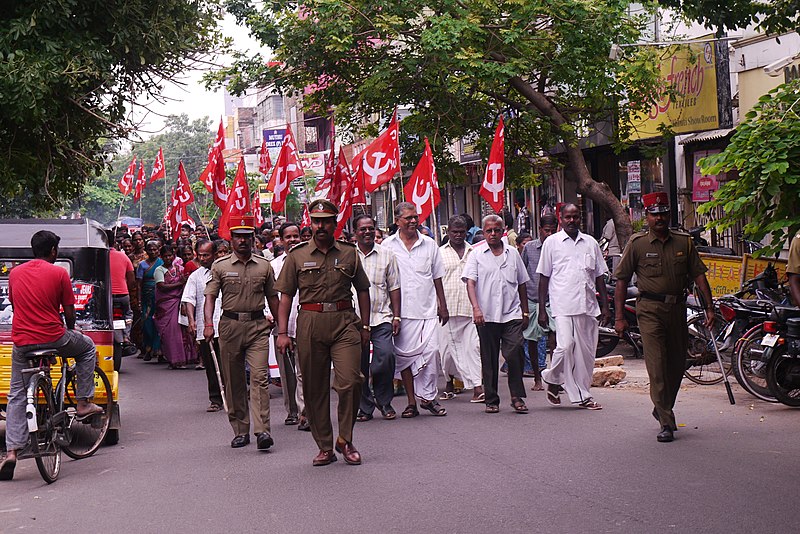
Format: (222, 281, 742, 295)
(0, 219, 121, 446)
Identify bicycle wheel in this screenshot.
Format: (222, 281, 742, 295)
(733, 325, 777, 402)
(684, 314, 731, 385)
(31, 376, 61, 484)
(62, 366, 112, 459)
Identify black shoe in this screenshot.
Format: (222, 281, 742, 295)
(284, 414, 299, 425)
(356, 410, 373, 422)
(256, 432, 274, 450)
(657, 426, 674, 443)
(298, 418, 311, 431)
(231, 434, 250, 448)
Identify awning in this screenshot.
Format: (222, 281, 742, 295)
(678, 128, 734, 145)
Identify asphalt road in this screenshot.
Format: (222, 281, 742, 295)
(2, 354, 799, 533)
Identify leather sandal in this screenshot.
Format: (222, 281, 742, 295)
(401, 404, 419, 418)
(420, 400, 447, 416)
(510, 397, 529, 414)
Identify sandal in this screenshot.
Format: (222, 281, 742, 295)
(485, 404, 499, 413)
(510, 397, 529, 414)
(207, 403, 222, 413)
(545, 383, 561, 406)
(420, 400, 447, 416)
(439, 391, 456, 400)
(401, 404, 419, 418)
(470, 392, 486, 403)
(579, 400, 603, 410)
(380, 405, 397, 420)
(356, 410, 373, 422)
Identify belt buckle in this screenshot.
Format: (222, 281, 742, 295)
(664, 295, 678, 304)
(238, 312, 251, 321)
(322, 302, 337, 312)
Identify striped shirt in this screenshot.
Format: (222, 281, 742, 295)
(356, 243, 401, 327)
(439, 241, 473, 317)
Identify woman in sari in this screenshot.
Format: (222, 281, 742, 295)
(153, 245, 193, 369)
(136, 240, 163, 361)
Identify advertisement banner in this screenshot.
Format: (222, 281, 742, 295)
(298, 151, 327, 178)
(692, 149, 721, 202)
(628, 41, 719, 140)
(627, 160, 641, 194)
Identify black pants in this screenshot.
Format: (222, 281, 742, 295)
(477, 320, 526, 407)
(360, 322, 396, 414)
(198, 338, 223, 407)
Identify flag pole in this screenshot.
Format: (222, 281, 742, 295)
(192, 203, 211, 240)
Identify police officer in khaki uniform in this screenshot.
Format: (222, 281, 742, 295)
(204, 215, 280, 450)
(275, 199, 371, 466)
(614, 192, 715, 443)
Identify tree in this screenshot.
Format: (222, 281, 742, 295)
(78, 115, 214, 224)
(658, 0, 800, 35)
(697, 79, 800, 257)
(0, 1, 225, 211)
(213, 0, 667, 244)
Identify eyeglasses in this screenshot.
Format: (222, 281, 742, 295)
(400, 215, 419, 221)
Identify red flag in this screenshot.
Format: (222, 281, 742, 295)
(118, 156, 137, 195)
(133, 163, 146, 203)
(479, 116, 505, 213)
(258, 138, 272, 176)
(218, 158, 251, 240)
(301, 204, 311, 228)
(149, 147, 166, 184)
(267, 123, 304, 213)
(359, 110, 400, 193)
(175, 161, 195, 206)
(350, 153, 367, 205)
(328, 148, 352, 204)
(252, 191, 264, 227)
(199, 119, 228, 210)
(403, 138, 441, 224)
(335, 153, 368, 238)
(316, 122, 336, 192)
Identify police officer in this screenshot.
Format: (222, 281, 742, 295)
(275, 199, 371, 466)
(204, 215, 279, 450)
(614, 192, 715, 443)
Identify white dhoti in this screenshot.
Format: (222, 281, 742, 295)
(394, 317, 441, 401)
(541, 315, 598, 404)
(438, 316, 482, 389)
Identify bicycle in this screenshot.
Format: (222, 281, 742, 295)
(14, 348, 112, 483)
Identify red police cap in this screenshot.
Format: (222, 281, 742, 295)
(229, 215, 255, 233)
(642, 192, 670, 213)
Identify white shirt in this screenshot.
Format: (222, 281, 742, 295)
(382, 232, 444, 320)
(462, 242, 529, 323)
(270, 254, 299, 338)
(180, 266, 221, 340)
(536, 230, 608, 317)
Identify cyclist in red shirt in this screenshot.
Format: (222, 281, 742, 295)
(1, 230, 103, 481)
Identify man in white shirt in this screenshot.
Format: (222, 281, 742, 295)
(270, 221, 307, 430)
(463, 215, 530, 413)
(182, 240, 224, 412)
(382, 202, 449, 418)
(439, 216, 484, 402)
(537, 204, 610, 410)
(352, 214, 402, 421)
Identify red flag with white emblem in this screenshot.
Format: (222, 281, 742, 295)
(149, 147, 166, 184)
(316, 122, 336, 193)
(301, 204, 311, 228)
(218, 158, 251, 240)
(335, 152, 368, 238)
(118, 156, 137, 195)
(133, 163, 146, 203)
(267, 123, 304, 213)
(252, 191, 264, 227)
(357, 110, 400, 193)
(199, 119, 228, 210)
(479, 116, 505, 213)
(175, 161, 195, 206)
(403, 138, 441, 224)
(328, 148, 352, 204)
(258, 138, 272, 176)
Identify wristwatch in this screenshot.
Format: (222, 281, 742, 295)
(392, 316, 402, 322)
(362, 325, 372, 332)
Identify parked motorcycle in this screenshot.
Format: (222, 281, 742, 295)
(763, 306, 800, 406)
(596, 276, 642, 358)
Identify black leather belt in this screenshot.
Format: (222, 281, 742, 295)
(222, 310, 265, 321)
(639, 291, 685, 304)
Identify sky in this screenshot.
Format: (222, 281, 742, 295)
(132, 14, 267, 139)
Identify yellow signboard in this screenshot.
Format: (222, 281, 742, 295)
(700, 253, 743, 297)
(628, 42, 719, 140)
(258, 183, 273, 204)
(741, 254, 787, 284)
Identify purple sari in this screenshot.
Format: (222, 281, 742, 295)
(154, 265, 194, 367)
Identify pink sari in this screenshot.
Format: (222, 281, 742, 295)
(154, 265, 195, 367)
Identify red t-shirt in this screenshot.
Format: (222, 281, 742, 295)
(183, 260, 199, 276)
(109, 249, 134, 295)
(9, 259, 74, 346)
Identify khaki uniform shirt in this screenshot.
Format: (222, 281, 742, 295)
(274, 239, 370, 303)
(787, 233, 800, 275)
(205, 253, 277, 312)
(615, 229, 707, 294)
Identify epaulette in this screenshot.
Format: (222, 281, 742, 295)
(211, 254, 232, 265)
(288, 241, 310, 251)
(337, 240, 356, 247)
(629, 231, 649, 242)
(671, 229, 690, 237)
(250, 253, 270, 262)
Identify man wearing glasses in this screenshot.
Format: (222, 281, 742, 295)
(382, 202, 450, 418)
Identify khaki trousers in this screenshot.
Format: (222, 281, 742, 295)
(296, 309, 364, 451)
(218, 316, 271, 436)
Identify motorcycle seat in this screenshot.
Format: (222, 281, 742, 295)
(627, 286, 640, 299)
(771, 305, 800, 323)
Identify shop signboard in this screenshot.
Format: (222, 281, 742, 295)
(627, 160, 641, 194)
(628, 41, 720, 140)
(692, 149, 721, 202)
(742, 254, 787, 285)
(298, 151, 327, 178)
(700, 253, 743, 297)
(262, 128, 286, 148)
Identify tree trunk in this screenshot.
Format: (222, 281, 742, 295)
(508, 76, 633, 246)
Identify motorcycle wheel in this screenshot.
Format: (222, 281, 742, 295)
(596, 332, 619, 358)
(733, 326, 777, 403)
(766, 346, 800, 407)
(684, 313, 731, 385)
